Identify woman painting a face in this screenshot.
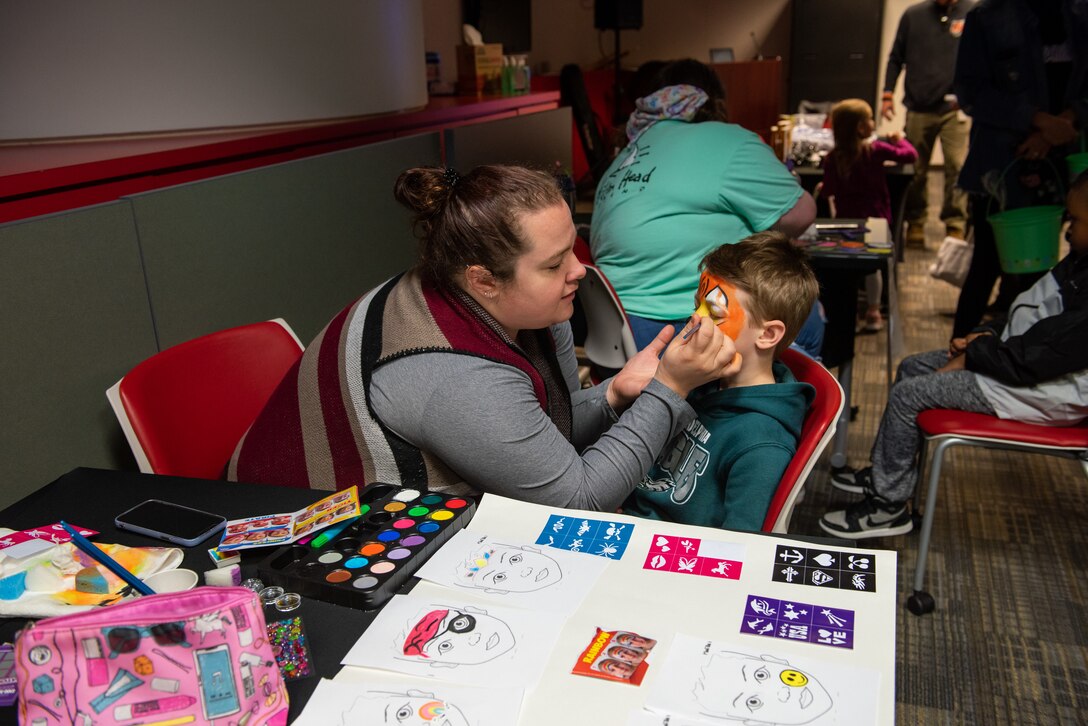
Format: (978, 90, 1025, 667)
(230, 165, 740, 511)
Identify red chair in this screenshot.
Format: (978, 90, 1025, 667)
(106, 319, 304, 479)
(763, 348, 845, 533)
(907, 410, 1088, 615)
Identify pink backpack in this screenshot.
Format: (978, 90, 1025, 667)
(14, 586, 288, 725)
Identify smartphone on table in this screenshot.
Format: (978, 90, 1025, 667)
(115, 499, 227, 546)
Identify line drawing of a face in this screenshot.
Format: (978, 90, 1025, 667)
(694, 651, 833, 725)
(695, 270, 746, 341)
(457, 543, 563, 593)
(340, 691, 470, 726)
(401, 607, 515, 667)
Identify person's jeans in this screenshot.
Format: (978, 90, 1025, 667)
(904, 109, 969, 232)
(869, 349, 995, 502)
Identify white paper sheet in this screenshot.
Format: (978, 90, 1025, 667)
(643, 633, 881, 726)
(340, 592, 566, 687)
(414, 530, 609, 613)
(294, 676, 524, 726)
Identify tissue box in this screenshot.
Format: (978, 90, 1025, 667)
(457, 43, 503, 94)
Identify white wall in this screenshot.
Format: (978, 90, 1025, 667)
(0, 0, 427, 141)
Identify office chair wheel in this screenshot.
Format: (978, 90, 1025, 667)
(907, 590, 935, 616)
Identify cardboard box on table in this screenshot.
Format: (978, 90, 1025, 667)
(457, 43, 503, 95)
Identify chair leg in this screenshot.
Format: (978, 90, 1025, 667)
(911, 438, 929, 526)
(830, 359, 853, 469)
(908, 437, 959, 616)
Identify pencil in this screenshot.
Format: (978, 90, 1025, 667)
(59, 521, 156, 596)
(682, 320, 703, 340)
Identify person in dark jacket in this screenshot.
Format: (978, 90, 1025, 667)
(881, 0, 975, 243)
(951, 0, 1088, 338)
(822, 172, 1088, 539)
(623, 232, 819, 532)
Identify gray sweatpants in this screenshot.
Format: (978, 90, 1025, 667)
(870, 349, 996, 503)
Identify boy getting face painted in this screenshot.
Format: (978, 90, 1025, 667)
(624, 231, 821, 531)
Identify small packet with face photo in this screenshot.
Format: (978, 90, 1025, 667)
(571, 627, 656, 686)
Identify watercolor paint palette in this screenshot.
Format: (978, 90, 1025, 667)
(256, 483, 476, 610)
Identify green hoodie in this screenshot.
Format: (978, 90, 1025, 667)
(623, 361, 814, 532)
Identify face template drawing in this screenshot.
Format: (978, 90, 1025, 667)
(695, 651, 833, 725)
(402, 608, 515, 666)
(694, 271, 746, 341)
(458, 544, 562, 593)
(341, 694, 471, 726)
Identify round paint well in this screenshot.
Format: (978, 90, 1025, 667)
(335, 537, 362, 553)
(430, 510, 454, 521)
(358, 504, 371, 516)
(359, 543, 386, 556)
(393, 488, 421, 502)
(325, 569, 351, 583)
(392, 518, 416, 530)
(353, 576, 379, 590)
(370, 561, 396, 575)
(387, 548, 412, 560)
(300, 562, 324, 576)
(383, 501, 407, 513)
(344, 556, 369, 569)
(376, 530, 400, 542)
(420, 494, 443, 505)
(367, 511, 393, 524)
(407, 506, 429, 517)
(400, 535, 426, 547)
(317, 552, 343, 564)
(417, 522, 441, 533)
(445, 498, 469, 509)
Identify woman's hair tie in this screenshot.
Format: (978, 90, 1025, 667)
(443, 167, 461, 189)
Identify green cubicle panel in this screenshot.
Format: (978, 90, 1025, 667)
(0, 202, 159, 508)
(443, 107, 572, 175)
(127, 133, 442, 348)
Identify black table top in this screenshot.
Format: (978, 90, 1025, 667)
(0, 468, 388, 724)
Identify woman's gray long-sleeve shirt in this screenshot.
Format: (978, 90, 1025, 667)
(369, 322, 695, 511)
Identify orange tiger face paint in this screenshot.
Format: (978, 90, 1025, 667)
(694, 270, 746, 340)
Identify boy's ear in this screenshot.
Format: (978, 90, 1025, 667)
(755, 320, 786, 351)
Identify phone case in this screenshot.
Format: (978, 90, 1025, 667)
(115, 500, 227, 547)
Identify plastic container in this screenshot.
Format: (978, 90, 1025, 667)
(987, 158, 1065, 274)
(989, 205, 1064, 273)
(1067, 153, 1088, 183)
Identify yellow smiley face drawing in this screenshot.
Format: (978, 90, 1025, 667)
(780, 668, 809, 687)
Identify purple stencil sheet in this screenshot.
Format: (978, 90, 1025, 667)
(535, 514, 631, 558)
(740, 594, 855, 649)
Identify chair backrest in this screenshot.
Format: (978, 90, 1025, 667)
(762, 347, 845, 533)
(560, 64, 612, 186)
(578, 263, 638, 370)
(106, 319, 304, 479)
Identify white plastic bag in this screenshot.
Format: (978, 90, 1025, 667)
(929, 233, 973, 288)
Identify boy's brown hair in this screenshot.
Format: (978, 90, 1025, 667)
(699, 231, 819, 352)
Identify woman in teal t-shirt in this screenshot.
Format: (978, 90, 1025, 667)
(590, 59, 819, 353)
